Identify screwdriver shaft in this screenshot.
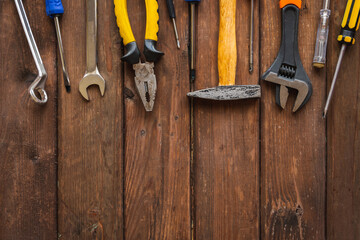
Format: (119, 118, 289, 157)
(172, 18, 180, 49)
(249, 0, 254, 73)
(54, 16, 70, 92)
(190, 3, 196, 81)
(323, 44, 347, 118)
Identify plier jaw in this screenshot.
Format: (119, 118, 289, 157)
(133, 62, 157, 112)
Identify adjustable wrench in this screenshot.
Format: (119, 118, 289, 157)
(262, 1, 312, 112)
(15, 0, 48, 104)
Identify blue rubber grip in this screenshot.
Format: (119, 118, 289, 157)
(46, 0, 64, 17)
(185, 0, 200, 2)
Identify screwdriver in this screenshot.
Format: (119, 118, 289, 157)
(323, 0, 360, 118)
(313, 0, 331, 68)
(165, 0, 180, 48)
(186, 0, 200, 81)
(46, 0, 71, 92)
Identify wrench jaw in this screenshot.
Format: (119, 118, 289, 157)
(133, 62, 157, 112)
(79, 70, 106, 101)
(29, 73, 48, 104)
(264, 72, 312, 112)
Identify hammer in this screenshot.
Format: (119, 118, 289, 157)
(187, 0, 261, 100)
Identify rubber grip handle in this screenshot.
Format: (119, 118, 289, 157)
(218, 0, 236, 86)
(338, 0, 360, 44)
(145, 0, 160, 41)
(114, 0, 135, 46)
(45, 0, 64, 17)
(279, 0, 301, 9)
(166, 0, 176, 19)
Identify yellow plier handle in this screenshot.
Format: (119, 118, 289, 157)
(114, 0, 164, 64)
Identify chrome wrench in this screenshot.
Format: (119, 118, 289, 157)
(79, 0, 105, 101)
(14, 0, 48, 104)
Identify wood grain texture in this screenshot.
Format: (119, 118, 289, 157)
(57, 1, 124, 239)
(123, 0, 190, 239)
(194, 0, 260, 239)
(327, 0, 360, 239)
(260, 0, 326, 239)
(0, 0, 57, 239)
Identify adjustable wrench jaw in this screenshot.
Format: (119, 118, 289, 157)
(263, 72, 312, 112)
(261, 4, 312, 112)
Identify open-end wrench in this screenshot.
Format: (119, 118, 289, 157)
(15, 0, 48, 104)
(262, 1, 312, 112)
(79, 0, 105, 101)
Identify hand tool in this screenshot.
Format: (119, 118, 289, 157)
(249, 0, 254, 73)
(186, 0, 200, 81)
(14, 0, 48, 104)
(323, 0, 360, 118)
(165, 0, 180, 48)
(313, 0, 331, 68)
(187, 0, 261, 100)
(79, 0, 105, 101)
(46, 0, 71, 92)
(114, 0, 164, 111)
(261, 0, 312, 112)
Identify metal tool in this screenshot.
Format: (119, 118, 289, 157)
(165, 0, 180, 48)
(79, 0, 105, 101)
(249, 0, 254, 73)
(46, 0, 71, 92)
(261, 1, 312, 112)
(323, 0, 360, 118)
(14, 0, 48, 104)
(187, 0, 261, 100)
(186, 0, 200, 81)
(114, 0, 164, 111)
(313, 0, 331, 68)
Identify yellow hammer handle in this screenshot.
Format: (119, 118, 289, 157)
(114, 0, 135, 46)
(145, 0, 160, 41)
(218, 0, 237, 86)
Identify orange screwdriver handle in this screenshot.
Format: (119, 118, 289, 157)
(279, 0, 301, 9)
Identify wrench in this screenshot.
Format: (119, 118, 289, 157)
(261, 2, 312, 112)
(14, 0, 48, 104)
(79, 0, 105, 101)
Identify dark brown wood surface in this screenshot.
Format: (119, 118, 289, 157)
(0, 0, 57, 239)
(57, 0, 124, 239)
(0, 0, 359, 239)
(327, 0, 360, 239)
(260, 0, 326, 239)
(194, 0, 260, 239)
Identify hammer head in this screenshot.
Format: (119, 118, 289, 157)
(187, 85, 261, 100)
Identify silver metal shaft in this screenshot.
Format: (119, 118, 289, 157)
(14, 0, 48, 104)
(172, 18, 180, 49)
(190, 3, 196, 81)
(323, 0, 330, 10)
(86, 0, 98, 73)
(323, 44, 347, 118)
(54, 16, 71, 92)
(249, 0, 254, 73)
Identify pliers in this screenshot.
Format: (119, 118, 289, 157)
(114, 0, 164, 111)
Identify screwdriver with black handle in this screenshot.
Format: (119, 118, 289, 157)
(46, 0, 71, 92)
(323, 0, 360, 118)
(165, 0, 180, 48)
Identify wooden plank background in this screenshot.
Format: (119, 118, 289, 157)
(0, 0, 359, 239)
